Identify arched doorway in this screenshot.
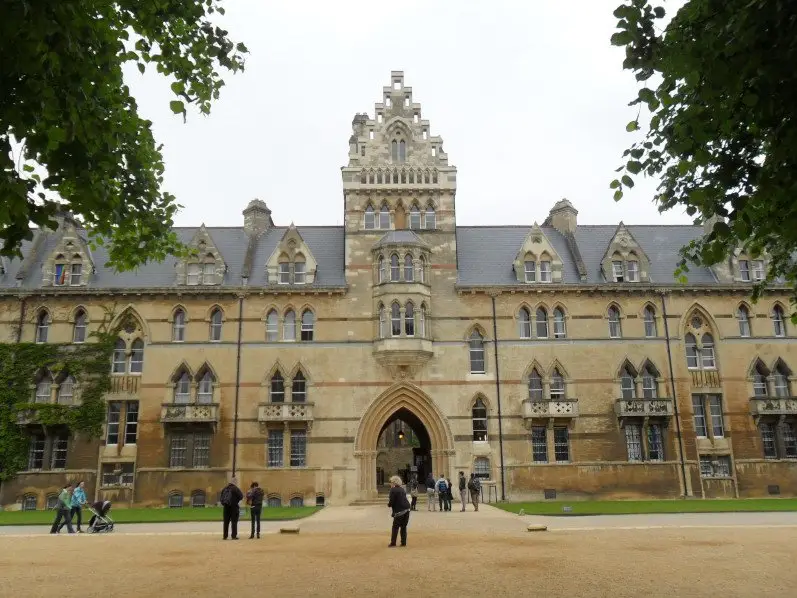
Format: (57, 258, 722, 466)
(355, 383, 454, 499)
(376, 408, 431, 493)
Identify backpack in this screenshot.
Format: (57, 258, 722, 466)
(220, 486, 233, 507)
(437, 479, 447, 493)
(467, 478, 477, 492)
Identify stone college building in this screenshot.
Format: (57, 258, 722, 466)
(1, 72, 796, 510)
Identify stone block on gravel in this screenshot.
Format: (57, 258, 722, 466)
(527, 524, 548, 532)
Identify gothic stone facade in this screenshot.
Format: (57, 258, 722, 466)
(1, 71, 796, 510)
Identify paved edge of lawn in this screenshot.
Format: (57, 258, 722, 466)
(494, 499, 797, 516)
(0, 506, 321, 526)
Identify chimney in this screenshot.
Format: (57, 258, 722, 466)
(243, 199, 273, 237)
(546, 198, 578, 235)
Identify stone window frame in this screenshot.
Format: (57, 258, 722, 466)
(683, 309, 719, 371)
(466, 326, 488, 375)
(35, 308, 50, 344)
(523, 360, 573, 402)
(471, 395, 489, 443)
(731, 250, 767, 283)
(70, 306, 89, 344)
(606, 303, 624, 339)
(771, 303, 788, 337)
(735, 302, 753, 337)
(208, 305, 224, 342)
(641, 303, 658, 338)
(373, 248, 430, 286)
(111, 311, 148, 375)
(177, 228, 227, 287)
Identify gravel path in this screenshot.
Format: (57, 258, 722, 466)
(3, 526, 795, 597)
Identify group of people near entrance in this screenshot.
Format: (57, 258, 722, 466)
(388, 471, 482, 547)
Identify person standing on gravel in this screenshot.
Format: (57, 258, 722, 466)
(409, 474, 419, 511)
(425, 472, 436, 511)
(246, 481, 265, 539)
(468, 473, 481, 512)
(220, 477, 244, 540)
(387, 475, 411, 547)
(458, 472, 468, 512)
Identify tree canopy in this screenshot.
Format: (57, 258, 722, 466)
(0, 1, 246, 270)
(610, 0, 797, 308)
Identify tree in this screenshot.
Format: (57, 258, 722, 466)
(610, 0, 797, 311)
(0, 1, 247, 270)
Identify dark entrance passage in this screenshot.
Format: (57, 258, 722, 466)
(375, 407, 431, 493)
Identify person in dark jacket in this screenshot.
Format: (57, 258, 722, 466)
(387, 475, 411, 547)
(458, 471, 468, 511)
(408, 474, 418, 511)
(221, 477, 244, 540)
(246, 481, 265, 539)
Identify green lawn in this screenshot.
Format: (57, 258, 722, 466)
(0, 506, 319, 526)
(496, 498, 797, 516)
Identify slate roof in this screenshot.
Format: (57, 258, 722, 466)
(373, 230, 428, 249)
(0, 223, 720, 290)
(455, 224, 717, 286)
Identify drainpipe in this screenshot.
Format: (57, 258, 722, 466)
(16, 296, 27, 342)
(660, 291, 688, 498)
(232, 294, 245, 477)
(490, 294, 507, 501)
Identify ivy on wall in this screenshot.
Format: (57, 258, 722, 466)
(0, 329, 117, 481)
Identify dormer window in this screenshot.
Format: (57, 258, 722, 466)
(294, 260, 306, 284)
(54, 255, 83, 286)
(627, 260, 639, 282)
(539, 261, 552, 283)
(524, 261, 536, 283)
(612, 260, 624, 282)
(278, 261, 290, 284)
(752, 260, 765, 281)
(187, 255, 217, 286)
(739, 260, 750, 281)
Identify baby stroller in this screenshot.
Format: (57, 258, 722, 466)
(87, 500, 115, 533)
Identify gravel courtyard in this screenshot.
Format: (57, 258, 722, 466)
(3, 523, 796, 597)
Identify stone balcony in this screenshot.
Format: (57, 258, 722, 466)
(749, 396, 797, 422)
(258, 402, 314, 427)
(522, 398, 579, 422)
(373, 338, 433, 377)
(160, 403, 220, 427)
(615, 398, 674, 420)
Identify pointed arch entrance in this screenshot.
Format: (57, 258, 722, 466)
(355, 383, 454, 499)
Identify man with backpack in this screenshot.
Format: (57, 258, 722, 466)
(436, 474, 449, 512)
(220, 477, 244, 540)
(425, 472, 437, 511)
(467, 473, 481, 512)
(458, 471, 468, 511)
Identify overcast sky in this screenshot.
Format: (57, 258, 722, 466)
(125, 0, 691, 229)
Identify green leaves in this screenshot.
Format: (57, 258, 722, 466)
(610, 0, 797, 313)
(0, 1, 248, 271)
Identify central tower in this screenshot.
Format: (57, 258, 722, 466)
(341, 70, 457, 235)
